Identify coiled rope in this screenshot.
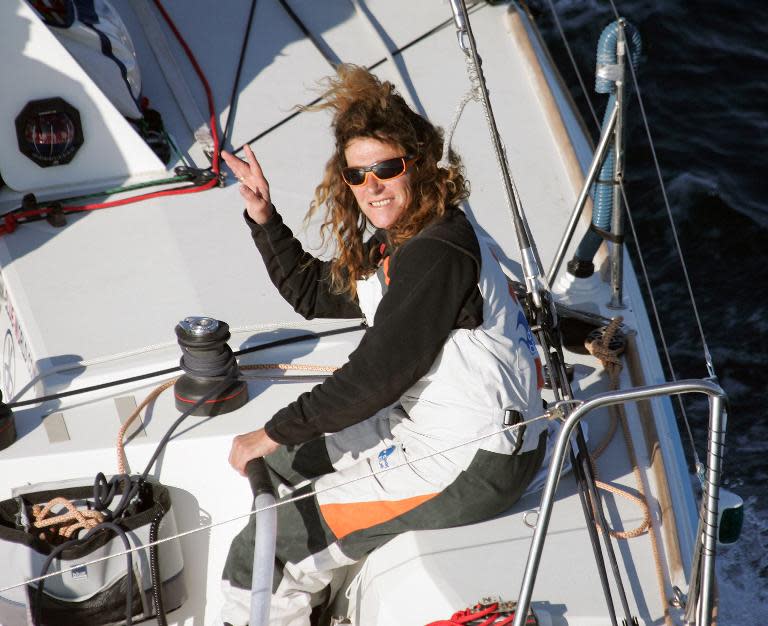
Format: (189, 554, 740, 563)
(585, 317, 651, 539)
(32, 498, 105, 540)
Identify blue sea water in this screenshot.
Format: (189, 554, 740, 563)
(529, 0, 768, 619)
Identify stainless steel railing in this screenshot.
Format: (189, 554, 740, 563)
(512, 378, 726, 626)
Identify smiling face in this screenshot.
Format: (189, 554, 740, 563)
(343, 137, 412, 230)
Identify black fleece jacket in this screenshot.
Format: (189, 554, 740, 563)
(246, 206, 484, 445)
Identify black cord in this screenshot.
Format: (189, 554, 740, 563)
(277, 0, 339, 69)
(93, 472, 141, 520)
(149, 502, 168, 626)
(221, 0, 259, 151)
(235, 323, 361, 356)
(9, 365, 181, 409)
(140, 378, 233, 481)
(8, 324, 363, 409)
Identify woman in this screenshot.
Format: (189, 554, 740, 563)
(220, 65, 545, 625)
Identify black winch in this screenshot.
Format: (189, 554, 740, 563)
(173, 317, 248, 416)
(0, 392, 15, 451)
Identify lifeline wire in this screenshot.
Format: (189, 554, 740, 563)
(0, 411, 556, 594)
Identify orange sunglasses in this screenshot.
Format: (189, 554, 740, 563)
(341, 156, 415, 187)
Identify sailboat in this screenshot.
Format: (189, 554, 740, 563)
(0, 1, 736, 624)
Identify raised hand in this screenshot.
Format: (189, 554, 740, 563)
(221, 144, 273, 224)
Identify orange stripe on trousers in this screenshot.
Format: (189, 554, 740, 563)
(320, 493, 437, 540)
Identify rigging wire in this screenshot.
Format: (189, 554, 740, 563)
(221, 0, 259, 151)
(543, 0, 601, 130)
(278, 0, 340, 68)
(228, 9, 476, 157)
(604, 0, 715, 379)
(623, 196, 702, 470)
(543, 0, 705, 469)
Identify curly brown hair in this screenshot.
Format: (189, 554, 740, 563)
(304, 64, 469, 298)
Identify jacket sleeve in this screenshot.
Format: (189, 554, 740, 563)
(264, 236, 481, 445)
(246, 209, 364, 319)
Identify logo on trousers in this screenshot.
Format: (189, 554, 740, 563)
(378, 445, 396, 469)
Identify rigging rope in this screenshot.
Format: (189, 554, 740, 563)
(583, 316, 671, 623)
(438, 54, 481, 169)
(117, 379, 177, 475)
(32, 497, 105, 539)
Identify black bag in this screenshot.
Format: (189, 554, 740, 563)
(0, 478, 186, 625)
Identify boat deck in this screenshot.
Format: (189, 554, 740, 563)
(0, 2, 697, 624)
